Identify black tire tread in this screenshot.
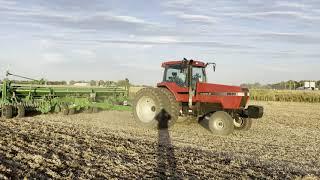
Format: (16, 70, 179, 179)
(234, 118, 252, 131)
(155, 87, 179, 127)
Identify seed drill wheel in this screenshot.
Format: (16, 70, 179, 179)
(133, 88, 167, 129)
(61, 105, 69, 115)
(234, 118, 252, 131)
(92, 107, 99, 113)
(2, 105, 13, 119)
(54, 105, 61, 113)
(17, 105, 25, 118)
(68, 108, 76, 115)
(209, 111, 234, 136)
(84, 107, 93, 113)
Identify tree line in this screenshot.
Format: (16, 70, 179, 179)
(241, 80, 320, 90)
(1, 79, 131, 87)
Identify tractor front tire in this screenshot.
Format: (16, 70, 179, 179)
(17, 105, 25, 118)
(133, 88, 166, 129)
(2, 105, 13, 119)
(234, 118, 252, 131)
(209, 111, 234, 136)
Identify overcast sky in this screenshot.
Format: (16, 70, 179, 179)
(0, 0, 319, 85)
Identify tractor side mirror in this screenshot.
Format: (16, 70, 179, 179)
(6, 71, 11, 77)
(206, 62, 216, 72)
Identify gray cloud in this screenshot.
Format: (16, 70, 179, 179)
(165, 11, 218, 24)
(0, 1, 179, 37)
(220, 11, 320, 21)
(34, 35, 253, 49)
(162, 0, 320, 22)
(1, 0, 320, 84)
(94, 40, 252, 49)
(0, 9, 156, 33)
(256, 33, 320, 44)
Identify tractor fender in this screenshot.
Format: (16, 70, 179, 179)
(157, 82, 184, 102)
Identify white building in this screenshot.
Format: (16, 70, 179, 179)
(73, 82, 90, 87)
(304, 81, 317, 90)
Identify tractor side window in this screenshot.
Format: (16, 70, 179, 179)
(192, 67, 205, 83)
(165, 66, 186, 86)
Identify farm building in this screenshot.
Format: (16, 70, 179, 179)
(297, 81, 318, 90)
(73, 82, 90, 87)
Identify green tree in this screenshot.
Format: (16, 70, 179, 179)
(70, 80, 76, 85)
(316, 81, 320, 88)
(90, 80, 96, 86)
(116, 79, 130, 87)
(98, 80, 105, 86)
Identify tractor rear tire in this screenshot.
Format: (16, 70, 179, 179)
(17, 105, 25, 118)
(209, 111, 234, 136)
(234, 118, 252, 131)
(133, 88, 166, 129)
(154, 88, 179, 128)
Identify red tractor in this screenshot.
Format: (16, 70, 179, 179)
(133, 58, 263, 135)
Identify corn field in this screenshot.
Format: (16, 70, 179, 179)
(250, 89, 320, 103)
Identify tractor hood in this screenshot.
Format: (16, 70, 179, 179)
(197, 82, 248, 95)
(196, 82, 250, 109)
(157, 81, 250, 109)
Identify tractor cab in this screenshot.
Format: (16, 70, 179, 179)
(158, 59, 252, 110)
(162, 60, 209, 88)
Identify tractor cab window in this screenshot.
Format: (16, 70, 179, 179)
(192, 67, 206, 85)
(164, 65, 186, 86)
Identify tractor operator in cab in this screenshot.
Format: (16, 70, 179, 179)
(170, 72, 185, 86)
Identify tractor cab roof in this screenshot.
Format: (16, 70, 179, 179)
(161, 60, 206, 68)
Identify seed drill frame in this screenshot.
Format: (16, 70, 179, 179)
(0, 72, 129, 118)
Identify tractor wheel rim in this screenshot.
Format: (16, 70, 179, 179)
(214, 119, 225, 130)
(136, 96, 157, 123)
(234, 118, 244, 127)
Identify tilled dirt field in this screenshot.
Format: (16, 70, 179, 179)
(0, 101, 320, 179)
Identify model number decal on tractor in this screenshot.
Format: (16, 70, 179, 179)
(199, 92, 247, 97)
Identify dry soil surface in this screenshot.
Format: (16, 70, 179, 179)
(0, 101, 320, 179)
